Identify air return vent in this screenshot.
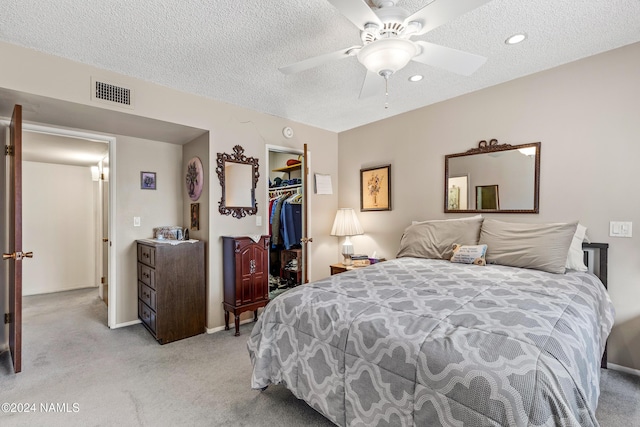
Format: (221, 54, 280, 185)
(91, 77, 135, 109)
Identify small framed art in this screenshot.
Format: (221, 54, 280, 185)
(190, 203, 200, 230)
(141, 171, 156, 190)
(360, 164, 391, 211)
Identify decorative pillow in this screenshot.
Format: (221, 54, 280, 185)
(478, 219, 578, 274)
(566, 223, 589, 272)
(397, 216, 484, 260)
(450, 244, 487, 266)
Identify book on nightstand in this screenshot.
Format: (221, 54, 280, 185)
(350, 254, 370, 267)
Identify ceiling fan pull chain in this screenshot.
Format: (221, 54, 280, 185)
(384, 75, 389, 109)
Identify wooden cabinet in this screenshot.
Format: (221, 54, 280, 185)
(222, 235, 270, 336)
(137, 240, 205, 344)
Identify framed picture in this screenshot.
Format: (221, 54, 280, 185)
(141, 171, 156, 190)
(360, 165, 391, 211)
(190, 203, 200, 230)
(186, 156, 204, 201)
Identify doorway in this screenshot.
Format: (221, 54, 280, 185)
(20, 123, 115, 327)
(266, 145, 307, 298)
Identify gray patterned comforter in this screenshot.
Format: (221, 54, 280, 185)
(247, 258, 615, 426)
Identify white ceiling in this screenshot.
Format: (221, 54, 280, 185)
(1, 0, 640, 133)
(22, 131, 108, 167)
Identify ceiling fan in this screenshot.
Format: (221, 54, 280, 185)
(280, 0, 492, 99)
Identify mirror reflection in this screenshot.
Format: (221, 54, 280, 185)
(445, 141, 540, 213)
(216, 145, 259, 218)
(225, 162, 253, 207)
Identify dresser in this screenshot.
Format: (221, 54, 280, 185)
(222, 235, 270, 336)
(137, 239, 205, 344)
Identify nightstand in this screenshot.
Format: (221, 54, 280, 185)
(330, 260, 386, 275)
(330, 263, 349, 275)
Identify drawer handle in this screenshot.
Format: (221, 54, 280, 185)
(144, 253, 149, 258)
(143, 291, 149, 298)
(143, 272, 149, 278)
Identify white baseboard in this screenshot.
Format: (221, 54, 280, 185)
(206, 318, 255, 334)
(607, 363, 640, 377)
(109, 319, 141, 329)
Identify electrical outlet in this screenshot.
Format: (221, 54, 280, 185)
(134, 216, 141, 227)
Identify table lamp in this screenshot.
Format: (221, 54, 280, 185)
(330, 208, 364, 266)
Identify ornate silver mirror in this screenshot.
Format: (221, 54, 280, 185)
(445, 140, 540, 213)
(216, 145, 259, 218)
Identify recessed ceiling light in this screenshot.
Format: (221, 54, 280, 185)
(505, 33, 527, 45)
(408, 75, 423, 82)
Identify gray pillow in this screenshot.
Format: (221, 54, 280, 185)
(396, 217, 484, 260)
(478, 219, 578, 274)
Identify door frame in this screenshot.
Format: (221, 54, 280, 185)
(10, 122, 118, 328)
(264, 144, 312, 280)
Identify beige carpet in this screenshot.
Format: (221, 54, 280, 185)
(0, 288, 638, 426)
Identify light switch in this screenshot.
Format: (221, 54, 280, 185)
(134, 216, 141, 227)
(609, 221, 632, 237)
(256, 215, 262, 227)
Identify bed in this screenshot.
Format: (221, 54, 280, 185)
(247, 218, 615, 426)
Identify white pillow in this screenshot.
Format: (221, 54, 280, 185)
(565, 223, 588, 272)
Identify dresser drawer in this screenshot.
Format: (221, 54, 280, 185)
(138, 300, 157, 334)
(138, 244, 155, 267)
(138, 281, 157, 311)
(137, 263, 156, 289)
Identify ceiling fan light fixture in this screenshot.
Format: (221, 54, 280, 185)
(357, 38, 417, 76)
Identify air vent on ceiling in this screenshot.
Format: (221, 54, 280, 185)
(91, 77, 135, 109)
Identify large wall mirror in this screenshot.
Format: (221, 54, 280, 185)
(216, 145, 259, 218)
(445, 140, 540, 213)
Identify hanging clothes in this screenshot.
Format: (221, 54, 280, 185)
(268, 188, 302, 249)
(281, 194, 302, 249)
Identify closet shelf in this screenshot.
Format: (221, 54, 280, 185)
(272, 164, 301, 173)
(269, 184, 301, 193)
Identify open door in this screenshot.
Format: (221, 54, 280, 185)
(101, 157, 109, 305)
(301, 143, 311, 283)
(3, 104, 32, 373)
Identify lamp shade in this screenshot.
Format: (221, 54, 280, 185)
(331, 208, 364, 237)
(357, 38, 418, 76)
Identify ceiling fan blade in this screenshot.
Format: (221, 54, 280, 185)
(405, 0, 491, 35)
(279, 46, 360, 75)
(413, 41, 486, 76)
(359, 71, 385, 99)
(326, 0, 382, 30)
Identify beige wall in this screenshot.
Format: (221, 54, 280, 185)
(181, 133, 210, 324)
(22, 161, 96, 295)
(115, 135, 184, 324)
(338, 42, 640, 370)
(0, 41, 339, 334)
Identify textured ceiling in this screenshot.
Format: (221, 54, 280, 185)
(1, 0, 639, 133)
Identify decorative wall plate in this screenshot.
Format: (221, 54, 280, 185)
(186, 156, 204, 201)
